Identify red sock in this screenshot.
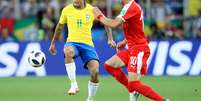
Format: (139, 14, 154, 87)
(104, 64, 128, 90)
(128, 81, 163, 101)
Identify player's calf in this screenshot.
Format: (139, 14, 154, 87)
(104, 63, 129, 90)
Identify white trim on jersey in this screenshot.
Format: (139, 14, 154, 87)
(117, 16, 126, 22)
(135, 2, 145, 30)
(117, 0, 134, 22)
(137, 52, 144, 74)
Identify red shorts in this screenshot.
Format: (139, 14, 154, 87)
(117, 46, 150, 75)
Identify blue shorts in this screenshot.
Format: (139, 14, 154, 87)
(64, 42, 99, 69)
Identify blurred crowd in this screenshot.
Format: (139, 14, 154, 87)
(0, 0, 201, 42)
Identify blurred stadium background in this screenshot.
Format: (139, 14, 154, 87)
(0, 0, 201, 101)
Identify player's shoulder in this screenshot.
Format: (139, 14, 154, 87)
(123, 1, 142, 15)
(86, 3, 95, 10)
(62, 4, 74, 11)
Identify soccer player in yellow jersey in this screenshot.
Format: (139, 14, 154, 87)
(49, 0, 116, 101)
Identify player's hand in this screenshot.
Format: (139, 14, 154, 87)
(49, 43, 57, 55)
(117, 41, 127, 50)
(108, 40, 116, 49)
(93, 7, 103, 18)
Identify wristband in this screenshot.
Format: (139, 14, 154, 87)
(97, 14, 104, 20)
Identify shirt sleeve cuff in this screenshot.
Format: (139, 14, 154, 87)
(117, 15, 125, 22)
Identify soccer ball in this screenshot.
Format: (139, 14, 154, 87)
(28, 50, 46, 67)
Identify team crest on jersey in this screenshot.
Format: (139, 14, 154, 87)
(86, 14, 90, 20)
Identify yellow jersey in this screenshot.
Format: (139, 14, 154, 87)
(59, 4, 95, 47)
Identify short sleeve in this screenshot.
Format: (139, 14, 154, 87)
(117, 1, 137, 22)
(59, 8, 67, 24)
(91, 6, 96, 20)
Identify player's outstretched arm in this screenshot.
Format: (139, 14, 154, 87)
(49, 23, 65, 55)
(93, 7, 122, 28)
(104, 26, 116, 48)
(93, 7, 116, 48)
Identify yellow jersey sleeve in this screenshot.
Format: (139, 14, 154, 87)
(59, 7, 68, 24)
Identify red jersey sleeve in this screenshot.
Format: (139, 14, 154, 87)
(117, 1, 137, 22)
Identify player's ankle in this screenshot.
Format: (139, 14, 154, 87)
(71, 81, 78, 88)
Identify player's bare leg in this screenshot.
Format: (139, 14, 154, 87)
(64, 46, 79, 95)
(86, 60, 99, 101)
(104, 54, 139, 101)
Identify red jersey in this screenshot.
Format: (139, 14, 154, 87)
(117, 0, 148, 49)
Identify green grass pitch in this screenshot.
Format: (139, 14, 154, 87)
(0, 76, 201, 101)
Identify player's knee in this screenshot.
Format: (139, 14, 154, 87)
(88, 63, 99, 75)
(87, 60, 99, 71)
(65, 48, 74, 58)
(90, 67, 99, 75)
(105, 59, 120, 68)
(87, 64, 99, 70)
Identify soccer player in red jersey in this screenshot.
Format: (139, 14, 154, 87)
(93, 0, 169, 101)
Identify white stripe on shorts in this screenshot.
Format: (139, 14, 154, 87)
(137, 52, 144, 74)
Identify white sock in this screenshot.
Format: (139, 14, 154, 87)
(87, 81, 99, 101)
(129, 91, 138, 101)
(65, 63, 78, 88)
